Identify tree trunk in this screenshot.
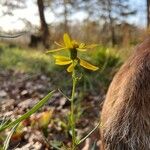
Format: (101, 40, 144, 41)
(108, 0, 116, 47)
(147, 0, 150, 28)
(37, 0, 50, 48)
(108, 11, 116, 46)
(63, 0, 69, 33)
(109, 17, 116, 47)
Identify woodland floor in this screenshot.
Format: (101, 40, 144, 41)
(0, 70, 104, 150)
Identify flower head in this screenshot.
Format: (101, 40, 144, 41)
(46, 33, 97, 53)
(46, 33, 99, 72)
(53, 55, 98, 72)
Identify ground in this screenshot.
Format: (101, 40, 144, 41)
(0, 70, 104, 150)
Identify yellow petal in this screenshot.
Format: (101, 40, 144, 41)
(55, 60, 72, 65)
(63, 33, 73, 48)
(54, 55, 72, 65)
(46, 47, 66, 53)
(67, 63, 74, 72)
(71, 40, 79, 48)
(79, 43, 86, 48)
(53, 55, 71, 61)
(79, 59, 99, 71)
(38, 111, 53, 128)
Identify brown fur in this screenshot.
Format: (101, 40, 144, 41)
(100, 38, 150, 150)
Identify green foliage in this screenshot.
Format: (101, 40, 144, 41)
(94, 46, 122, 86)
(47, 46, 122, 93)
(0, 44, 122, 92)
(77, 46, 122, 92)
(0, 44, 53, 73)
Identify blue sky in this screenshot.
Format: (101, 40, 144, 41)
(129, 0, 146, 26)
(0, 0, 146, 32)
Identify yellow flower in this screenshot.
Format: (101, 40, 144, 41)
(46, 33, 97, 53)
(53, 55, 99, 72)
(38, 111, 53, 128)
(46, 33, 99, 72)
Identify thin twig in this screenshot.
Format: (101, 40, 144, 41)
(77, 122, 100, 145)
(58, 89, 71, 101)
(0, 32, 27, 38)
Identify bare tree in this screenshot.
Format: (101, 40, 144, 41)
(37, 0, 50, 48)
(63, 0, 69, 32)
(49, 0, 78, 33)
(98, 0, 136, 46)
(0, 0, 50, 48)
(147, 0, 150, 28)
(74, 0, 136, 46)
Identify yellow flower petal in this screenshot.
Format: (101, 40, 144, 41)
(55, 60, 72, 65)
(71, 40, 79, 48)
(63, 33, 73, 48)
(38, 111, 53, 128)
(53, 55, 71, 61)
(79, 43, 86, 48)
(46, 47, 66, 53)
(76, 48, 87, 51)
(67, 63, 74, 72)
(54, 55, 72, 65)
(79, 59, 99, 71)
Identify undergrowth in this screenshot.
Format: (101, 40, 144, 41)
(0, 43, 122, 92)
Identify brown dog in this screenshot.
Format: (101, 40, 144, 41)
(100, 38, 150, 150)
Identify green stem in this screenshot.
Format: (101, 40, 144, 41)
(3, 123, 19, 150)
(70, 68, 77, 150)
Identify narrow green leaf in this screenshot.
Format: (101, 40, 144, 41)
(0, 32, 27, 38)
(58, 89, 71, 101)
(3, 123, 19, 150)
(0, 90, 55, 132)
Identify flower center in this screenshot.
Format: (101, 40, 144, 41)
(70, 48, 77, 60)
(72, 40, 79, 49)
